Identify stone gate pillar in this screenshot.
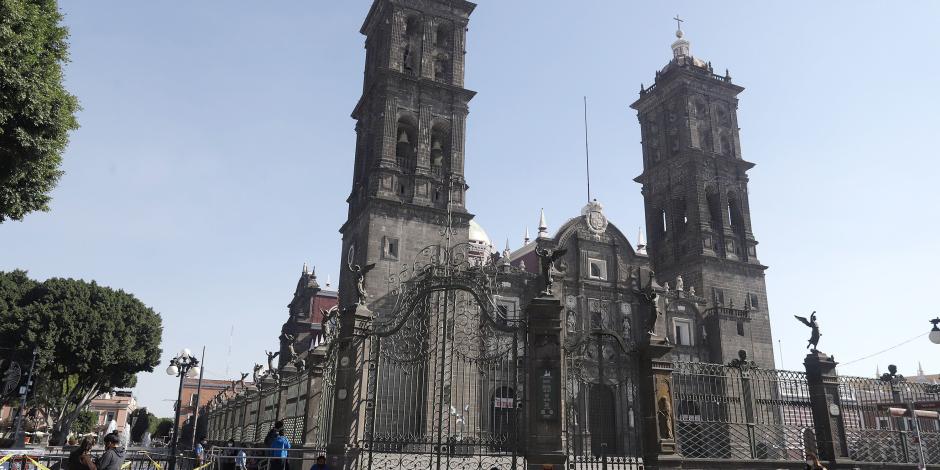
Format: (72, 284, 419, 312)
(636, 270, 678, 470)
(326, 303, 373, 470)
(302, 346, 328, 447)
(525, 295, 566, 470)
(804, 351, 849, 468)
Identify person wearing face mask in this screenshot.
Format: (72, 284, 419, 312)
(805, 452, 827, 470)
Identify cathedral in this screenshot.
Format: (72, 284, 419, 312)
(282, 0, 775, 373)
(268, 1, 779, 466)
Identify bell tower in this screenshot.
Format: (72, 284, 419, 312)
(631, 26, 775, 367)
(339, 0, 477, 309)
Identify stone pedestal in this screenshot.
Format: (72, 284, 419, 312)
(525, 295, 566, 470)
(639, 336, 677, 469)
(804, 351, 849, 467)
(326, 303, 373, 470)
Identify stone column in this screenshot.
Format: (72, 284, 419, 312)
(804, 351, 850, 468)
(524, 295, 566, 470)
(326, 303, 373, 470)
(302, 347, 328, 447)
(636, 271, 679, 469)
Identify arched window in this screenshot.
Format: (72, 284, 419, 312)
(395, 117, 417, 171)
(436, 22, 451, 47)
(403, 16, 421, 74)
(728, 195, 744, 232)
(719, 133, 732, 156)
(674, 198, 688, 233)
(433, 54, 451, 82)
(706, 189, 722, 228)
(430, 125, 450, 176)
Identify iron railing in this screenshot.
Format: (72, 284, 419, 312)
(671, 361, 815, 462)
(839, 375, 940, 465)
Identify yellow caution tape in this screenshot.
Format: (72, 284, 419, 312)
(26, 456, 52, 470)
(121, 462, 132, 469)
(0, 454, 14, 466)
(141, 452, 163, 470)
(192, 463, 212, 470)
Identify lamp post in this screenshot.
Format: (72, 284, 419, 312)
(12, 347, 38, 448)
(166, 349, 200, 470)
(929, 318, 940, 345)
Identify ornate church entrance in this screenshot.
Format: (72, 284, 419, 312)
(564, 330, 643, 469)
(356, 243, 527, 470)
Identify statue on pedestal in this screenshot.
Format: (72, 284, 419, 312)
(535, 246, 567, 296)
(794, 311, 821, 352)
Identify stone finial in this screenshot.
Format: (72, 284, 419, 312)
(524, 227, 531, 245)
(538, 208, 548, 238)
(636, 227, 648, 256)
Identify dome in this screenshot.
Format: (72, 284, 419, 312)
(468, 219, 492, 249)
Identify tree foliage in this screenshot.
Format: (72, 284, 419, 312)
(0, 0, 80, 222)
(72, 410, 97, 434)
(130, 407, 154, 443)
(0, 271, 163, 444)
(151, 418, 173, 438)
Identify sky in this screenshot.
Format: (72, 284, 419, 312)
(2, 1, 939, 418)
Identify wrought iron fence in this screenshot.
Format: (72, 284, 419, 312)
(839, 374, 940, 465)
(671, 361, 815, 462)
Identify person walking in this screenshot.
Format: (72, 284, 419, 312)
(269, 429, 291, 470)
(68, 437, 97, 470)
(95, 434, 126, 470)
(194, 438, 207, 468)
(235, 444, 247, 470)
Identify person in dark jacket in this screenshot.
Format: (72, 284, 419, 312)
(96, 433, 125, 470)
(308, 455, 327, 470)
(68, 437, 97, 470)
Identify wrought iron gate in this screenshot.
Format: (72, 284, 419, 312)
(564, 329, 643, 469)
(357, 243, 527, 470)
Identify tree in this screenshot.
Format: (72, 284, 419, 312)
(0, 271, 163, 445)
(72, 410, 98, 435)
(0, 0, 80, 222)
(152, 418, 173, 439)
(130, 407, 154, 443)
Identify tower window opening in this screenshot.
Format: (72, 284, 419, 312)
(728, 197, 744, 231)
(433, 54, 451, 82)
(398, 184, 405, 195)
(395, 118, 417, 171)
(436, 23, 451, 47)
(736, 320, 745, 336)
(707, 190, 722, 227)
(660, 209, 668, 236)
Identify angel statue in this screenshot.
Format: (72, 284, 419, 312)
(280, 333, 299, 361)
(534, 246, 567, 296)
(348, 261, 376, 305)
(794, 311, 821, 352)
(252, 363, 264, 383)
(237, 372, 249, 390)
(265, 350, 280, 372)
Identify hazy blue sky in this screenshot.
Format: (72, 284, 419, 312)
(2, 1, 939, 417)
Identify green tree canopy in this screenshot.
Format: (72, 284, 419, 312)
(0, 271, 163, 444)
(72, 410, 97, 435)
(151, 418, 173, 438)
(0, 0, 80, 222)
(130, 407, 154, 443)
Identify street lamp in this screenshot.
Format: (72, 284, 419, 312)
(166, 349, 199, 470)
(929, 318, 940, 345)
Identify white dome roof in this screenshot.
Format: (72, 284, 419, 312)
(468, 219, 492, 248)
